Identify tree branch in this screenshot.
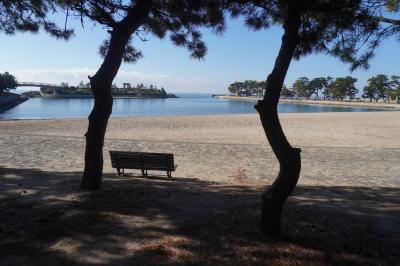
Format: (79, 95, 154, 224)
(374, 15, 400, 25)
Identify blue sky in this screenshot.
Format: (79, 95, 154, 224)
(0, 14, 399, 94)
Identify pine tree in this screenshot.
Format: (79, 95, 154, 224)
(0, 72, 18, 93)
(228, 0, 400, 236)
(0, 1, 73, 38)
(59, 1, 226, 189)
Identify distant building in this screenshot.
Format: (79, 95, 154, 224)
(123, 83, 131, 89)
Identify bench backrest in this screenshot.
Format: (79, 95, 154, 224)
(142, 152, 175, 171)
(109, 151, 142, 169)
(109, 151, 174, 170)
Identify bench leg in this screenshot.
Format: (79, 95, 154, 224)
(167, 171, 171, 178)
(141, 169, 148, 177)
(117, 168, 121, 176)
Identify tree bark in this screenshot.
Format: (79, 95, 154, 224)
(255, 0, 302, 237)
(81, 1, 152, 190)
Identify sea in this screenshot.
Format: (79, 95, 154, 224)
(0, 93, 388, 120)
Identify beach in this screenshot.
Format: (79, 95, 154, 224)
(1, 112, 399, 265)
(1, 112, 400, 186)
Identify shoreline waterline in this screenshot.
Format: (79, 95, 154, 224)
(0, 110, 397, 122)
(215, 95, 400, 109)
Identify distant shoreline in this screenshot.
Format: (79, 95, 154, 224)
(214, 95, 400, 109)
(39, 94, 178, 99)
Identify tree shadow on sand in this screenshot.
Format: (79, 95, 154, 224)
(0, 167, 399, 265)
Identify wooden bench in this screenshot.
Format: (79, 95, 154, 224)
(109, 151, 177, 178)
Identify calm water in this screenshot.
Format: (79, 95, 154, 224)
(0, 93, 388, 120)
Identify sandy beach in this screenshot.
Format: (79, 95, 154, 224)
(1, 112, 399, 265)
(1, 112, 400, 186)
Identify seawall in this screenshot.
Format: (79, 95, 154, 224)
(0, 93, 28, 113)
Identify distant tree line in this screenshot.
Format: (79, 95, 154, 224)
(0, 71, 172, 97)
(228, 74, 400, 103)
(40, 82, 170, 97)
(228, 80, 266, 97)
(112, 83, 169, 96)
(0, 72, 17, 94)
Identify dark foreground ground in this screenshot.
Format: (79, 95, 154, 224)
(0, 167, 399, 266)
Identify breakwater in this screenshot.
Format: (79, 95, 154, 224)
(0, 93, 28, 113)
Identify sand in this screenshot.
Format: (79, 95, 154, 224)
(1, 112, 400, 186)
(1, 112, 399, 265)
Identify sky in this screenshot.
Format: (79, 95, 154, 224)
(0, 13, 399, 94)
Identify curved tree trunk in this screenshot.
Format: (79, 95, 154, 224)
(255, 1, 302, 237)
(81, 1, 151, 190)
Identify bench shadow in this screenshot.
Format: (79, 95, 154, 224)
(0, 167, 399, 265)
(118, 171, 192, 182)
